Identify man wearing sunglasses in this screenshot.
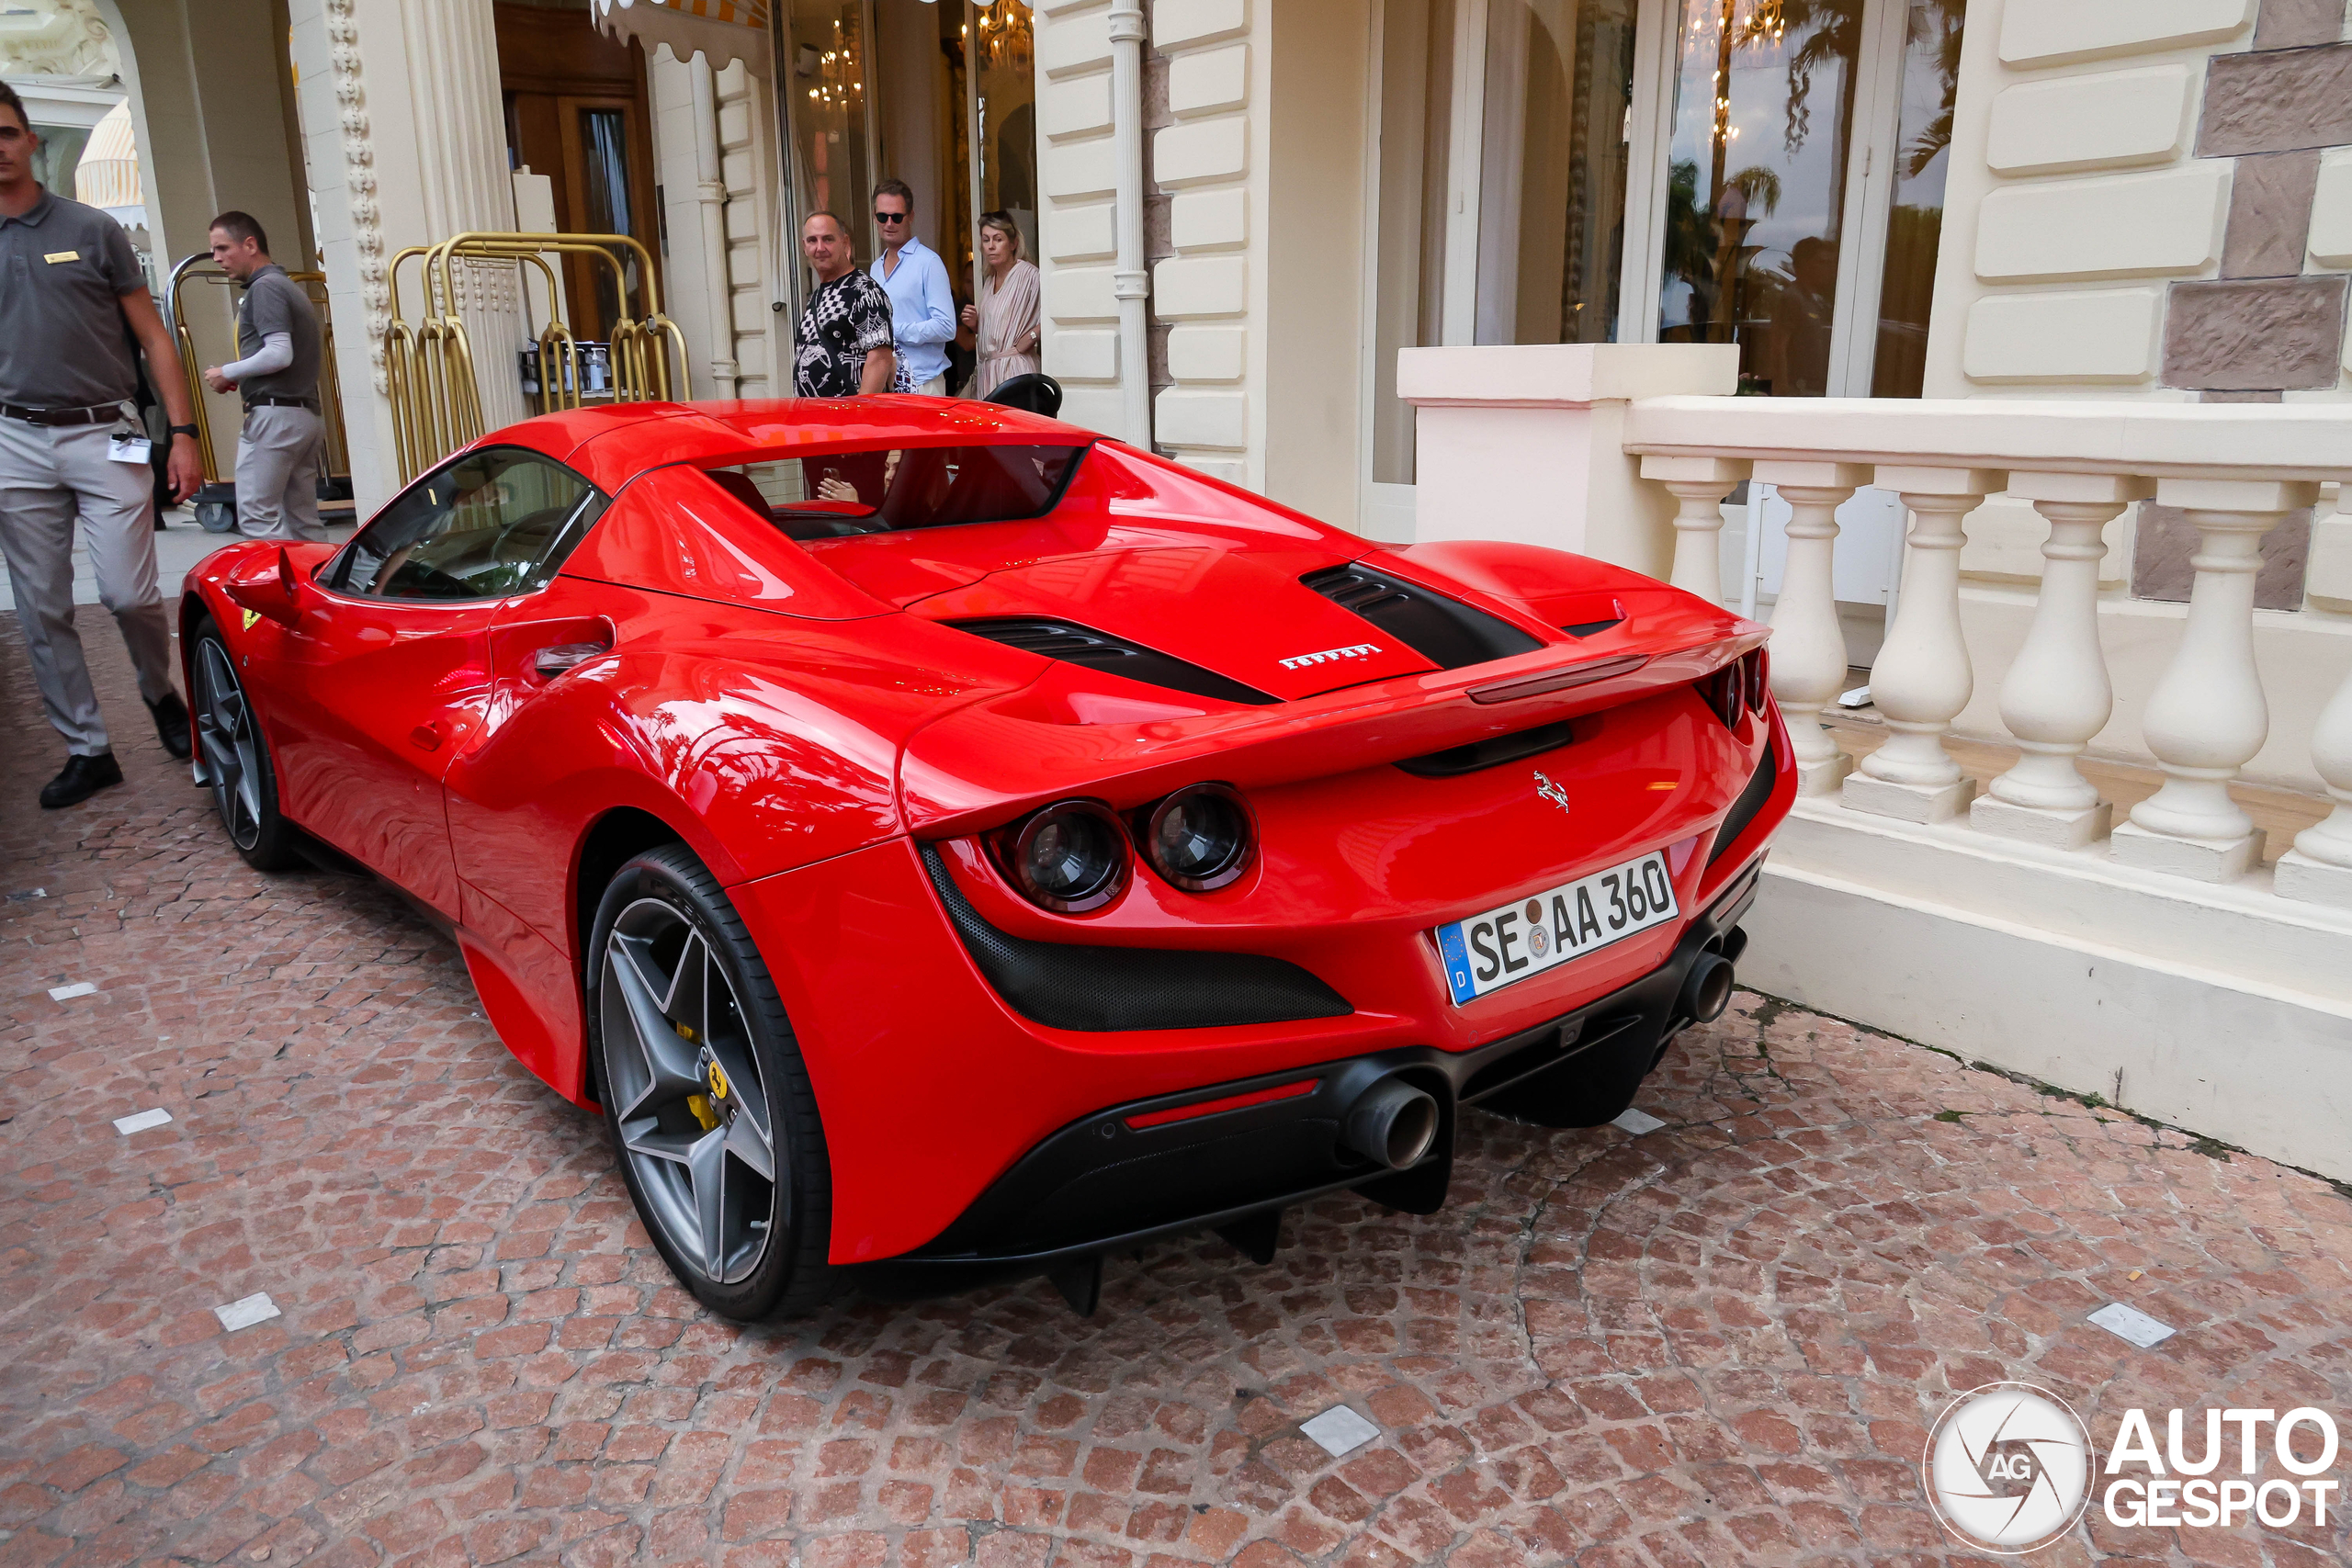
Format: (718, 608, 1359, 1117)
(868, 178, 956, 398)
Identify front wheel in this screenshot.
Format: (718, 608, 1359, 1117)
(191, 617, 303, 871)
(588, 844, 837, 1319)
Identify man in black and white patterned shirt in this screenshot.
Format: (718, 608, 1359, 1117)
(793, 211, 902, 398)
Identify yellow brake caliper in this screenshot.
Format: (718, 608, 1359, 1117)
(679, 1023, 720, 1131)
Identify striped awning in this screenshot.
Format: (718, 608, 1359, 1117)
(74, 100, 141, 211)
(591, 0, 771, 71)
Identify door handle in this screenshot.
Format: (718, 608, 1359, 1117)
(532, 637, 613, 681)
(409, 723, 444, 751)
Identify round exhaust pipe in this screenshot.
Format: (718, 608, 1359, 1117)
(1679, 952, 1736, 1024)
(1342, 1077, 1440, 1170)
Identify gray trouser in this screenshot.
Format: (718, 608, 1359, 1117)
(235, 403, 326, 542)
(0, 415, 175, 756)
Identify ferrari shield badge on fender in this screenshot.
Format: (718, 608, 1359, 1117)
(241, 608, 262, 631)
(1533, 770, 1571, 815)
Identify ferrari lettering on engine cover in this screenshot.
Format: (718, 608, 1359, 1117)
(1278, 642, 1381, 671)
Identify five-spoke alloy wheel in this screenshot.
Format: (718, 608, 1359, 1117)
(192, 619, 301, 871)
(589, 845, 834, 1319)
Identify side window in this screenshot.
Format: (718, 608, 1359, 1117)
(330, 447, 606, 601)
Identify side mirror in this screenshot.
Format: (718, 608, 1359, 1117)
(223, 547, 304, 627)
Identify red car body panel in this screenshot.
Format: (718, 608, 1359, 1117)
(182, 398, 1795, 1269)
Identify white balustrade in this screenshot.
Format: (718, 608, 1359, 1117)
(2276, 664, 2352, 908)
(2109, 479, 2319, 881)
(1751, 461, 1870, 795)
(1971, 473, 2151, 849)
(1844, 468, 2003, 823)
(1640, 455, 1750, 607)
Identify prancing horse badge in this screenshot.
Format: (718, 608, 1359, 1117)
(1533, 770, 1570, 815)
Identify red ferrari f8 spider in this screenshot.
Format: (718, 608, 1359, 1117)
(181, 399, 1792, 1320)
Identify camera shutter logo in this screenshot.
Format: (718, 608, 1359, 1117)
(1924, 1382, 2095, 1553)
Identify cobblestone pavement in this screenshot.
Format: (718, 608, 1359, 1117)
(5, 616, 2351, 1568)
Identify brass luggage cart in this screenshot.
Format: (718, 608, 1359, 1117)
(164, 255, 356, 534)
(386, 231, 688, 485)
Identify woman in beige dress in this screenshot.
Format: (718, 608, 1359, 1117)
(961, 211, 1041, 398)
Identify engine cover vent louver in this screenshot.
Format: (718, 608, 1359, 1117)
(1301, 564, 1544, 671)
(944, 617, 1279, 706)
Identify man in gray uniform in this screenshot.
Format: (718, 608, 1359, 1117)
(0, 81, 202, 808)
(202, 212, 327, 542)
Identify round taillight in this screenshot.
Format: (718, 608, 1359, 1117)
(1008, 800, 1128, 912)
(1143, 784, 1253, 892)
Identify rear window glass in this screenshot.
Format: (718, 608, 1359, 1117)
(705, 444, 1083, 541)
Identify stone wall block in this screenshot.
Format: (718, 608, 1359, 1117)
(1152, 118, 1248, 186)
(1040, 74, 1114, 141)
(1047, 202, 1116, 262)
(1170, 187, 1248, 250)
(1152, 254, 1248, 316)
(1155, 388, 1249, 448)
(2222, 149, 2323, 276)
(1047, 265, 1121, 322)
(2000, 0, 2253, 68)
(1165, 324, 1247, 380)
(2161, 274, 2350, 388)
(1168, 44, 1249, 117)
(1985, 66, 2193, 177)
(1042, 137, 1120, 201)
(1038, 10, 1114, 77)
(2253, 0, 2348, 49)
(1153, 0, 1250, 51)
(2307, 149, 2352, 265)
(1046, 328, 1120, 381)
(1975, 165, 2230, 282)
(1962, 288, 2163, 383)
(2199, 42, 2352, 154)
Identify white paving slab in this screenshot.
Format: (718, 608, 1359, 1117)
(1300, 1404, 1381, 1458)
(48, 982, 96, 1001)
(2089, 1302, 2177, 1348)
(112, 1108, 173, 1135)
(1611, 1108, 1668, 1135)
(213, 1293, 281, 1333)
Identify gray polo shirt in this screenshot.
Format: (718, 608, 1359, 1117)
(236, 263, 322, 404)
(0, 186, 146, 409)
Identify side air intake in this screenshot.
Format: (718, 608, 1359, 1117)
(943, 617, 1279, 706)
(1301, 563, 1544, 671)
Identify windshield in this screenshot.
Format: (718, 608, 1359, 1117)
(705, 444, 1083, 541)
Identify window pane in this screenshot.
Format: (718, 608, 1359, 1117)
(1870, 0, 1963, 398)
(788, 2, 876, 263)
(975, 0, 1038, 265)
(1370, 0, 1456, 487)
(709, 444, 1082, 537)
(1475, 0, 1638, 346)
(337, 448, 603, 601)
(579, 107, 642, 328)
(1660, 0, 1864, 396)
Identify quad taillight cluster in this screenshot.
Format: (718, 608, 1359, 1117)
(994, 784, 1256, 913)
(1699, 649, 1770, 729)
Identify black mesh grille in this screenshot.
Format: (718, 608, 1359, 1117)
(1301, 564, 1544, 670)
(919, 844, 1352, 1032)
(1708, 739, 1778, 866)
(1396, 718, 1580, 778)
(943, 618, 1278, 706)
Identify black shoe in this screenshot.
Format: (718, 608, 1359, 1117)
(147, 690, 193, 761)
(40, 751, 124, 809)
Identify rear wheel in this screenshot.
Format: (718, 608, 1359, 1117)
(191, 617, 302, 871)
(588, 844, 836, 1319)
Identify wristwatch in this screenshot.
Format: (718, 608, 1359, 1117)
(168, 423, 198, 438)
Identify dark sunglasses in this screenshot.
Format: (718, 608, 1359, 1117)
(874, 210, 909, 224)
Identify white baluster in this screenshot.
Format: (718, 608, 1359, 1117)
(1971, 473, 2151, 849)
(1844, 468, 2004, 823)
(1753, 461, 1870, 795)
(2110, 478, 2318, 881)
(1640, 455, 1750, 606)
(2276, 662, 2352, 908)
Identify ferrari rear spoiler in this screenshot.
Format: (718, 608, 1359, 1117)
(897, 626, 1768, 836)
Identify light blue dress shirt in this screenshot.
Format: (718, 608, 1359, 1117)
(870, 236, 956, 389)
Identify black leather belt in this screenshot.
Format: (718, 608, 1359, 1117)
(243, 395, 320, 412)
(0, 403, 117, 426)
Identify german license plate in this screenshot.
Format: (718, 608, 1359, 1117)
(1434, 851, 1679, 1005)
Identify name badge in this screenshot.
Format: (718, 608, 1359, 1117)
(44, 250, 80, 265)
(107, 434, 153, 465)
